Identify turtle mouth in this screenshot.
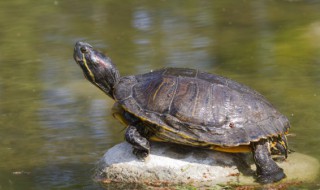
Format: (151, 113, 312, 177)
(74, 55, 83, 63)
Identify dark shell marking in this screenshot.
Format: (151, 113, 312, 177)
(114, 68, 290, 147)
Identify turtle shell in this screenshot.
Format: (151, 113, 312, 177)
(113, 68, 290, 147)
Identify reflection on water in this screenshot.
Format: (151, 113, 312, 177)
(132, 4, 215, 70)
(0, 0, 320, 189)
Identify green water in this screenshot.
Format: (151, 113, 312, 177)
(1, 0, 320, 189)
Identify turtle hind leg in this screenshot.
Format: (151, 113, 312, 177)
(252, 139, 286, 184)
(125, 125, 150, 160)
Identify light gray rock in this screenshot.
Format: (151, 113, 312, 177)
(94, 142, 319, 187)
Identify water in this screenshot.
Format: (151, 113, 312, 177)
(0, 0, 320, 189)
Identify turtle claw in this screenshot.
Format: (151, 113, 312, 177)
(133, 148, 149, 161)
(257, 169, 286, 184)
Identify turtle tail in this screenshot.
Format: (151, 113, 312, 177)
(270, 135, 289, 158)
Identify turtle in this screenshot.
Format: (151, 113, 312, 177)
(73, 41, 290, 184)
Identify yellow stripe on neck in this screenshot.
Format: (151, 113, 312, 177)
(82, 53, 95, 82)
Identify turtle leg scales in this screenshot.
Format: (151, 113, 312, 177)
(125, 125, 150, 160)
(252, 139, 286, 184)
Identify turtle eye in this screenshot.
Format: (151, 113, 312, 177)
(80, 46, 88, 54)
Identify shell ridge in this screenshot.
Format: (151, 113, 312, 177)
(167, 77, 179, 114)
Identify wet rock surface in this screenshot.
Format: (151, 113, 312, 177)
(94, 142, 319, 187)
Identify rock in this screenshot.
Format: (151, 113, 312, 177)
(94, 142, 319, 188)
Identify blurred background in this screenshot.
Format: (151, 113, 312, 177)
(1, 0, 320, 189)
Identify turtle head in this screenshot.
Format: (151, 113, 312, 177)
(73, 41, 120, 99)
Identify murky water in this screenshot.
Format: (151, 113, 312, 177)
(1, 0, 320, 189)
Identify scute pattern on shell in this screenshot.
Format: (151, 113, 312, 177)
(113, 68, 290, 147)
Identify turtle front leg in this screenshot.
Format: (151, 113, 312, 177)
(125, 125, 150, 160)
(252, 139, 286, 184)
